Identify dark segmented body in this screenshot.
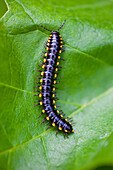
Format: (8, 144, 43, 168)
(34, 21, 74, 137)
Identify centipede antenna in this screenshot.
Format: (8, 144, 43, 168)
(57, 20, 66, 31)
(40, 25, 52, 32)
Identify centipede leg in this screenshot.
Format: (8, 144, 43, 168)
(46, 124, 52, 130)
(40, 118, 46, 125)
(56, 129, 58, 136)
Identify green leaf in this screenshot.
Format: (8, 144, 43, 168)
(0, 0, 8, 18)
(0, 0, 113, 170)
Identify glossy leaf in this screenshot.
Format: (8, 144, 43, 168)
(0, 0, 113, 170)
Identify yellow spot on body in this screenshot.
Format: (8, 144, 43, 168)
(58, 56, 60, 59)
(40, 79, 43, 83)
(60, 114, 63, 118)
(39, 94, 42, 97)
(59, 127, 62, 130)
(54, 105, 56, 108)
(40, 101, 43, 105)
(60, 41, 63, 44)
(41, 72, 44, 76)
(60, 45, 62, 48)
(53, 100, 55, 104)
(42, 109, 45, 113)
(55, 68, 58, 71)
(44, 58, 46, 62)
(49, 34, 52, 38)
(65, 130, 68, 133)
(52, 123, 55, 126)
(72, 129, 74, 133)
(48, 40, 50, 42)
(52, 94, 55, 97)
(45, 53, 47, 56)
(39, 86, 42, 90)
(53, 87, 55, 91)
(65, 119, 67, 121)
(57, 110, 59, 113)
(46, 47, 49, 51)
(46, 117, 49, 120)
(59, 35, 61, 37)
(69, 122, 71, 125)
(54, 80, 56, 84)
(47, 43, 49, 46)
(54, 74, 57, 78)
(59, 50, 61, 53)
(56, 62, 59, 65)
(60, 38, 62, 40)
(42, 65, 45, 69)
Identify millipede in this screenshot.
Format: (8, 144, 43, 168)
(34, 20, 74, 138)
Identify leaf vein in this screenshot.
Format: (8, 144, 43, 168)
(0, 82, 32, 94)
(41, 137, 50, 170)
(65, 43, 113, 68)
(0, 129, 52, 156)
(7, 151, 11, 170)
(0, 122, 13, 148)
(0, 86, 113, 156)
(15, 0, 36, 26)
(2, 2, 112, 68)
(69, 86, 113, 118)
(0, 82, 83, 107)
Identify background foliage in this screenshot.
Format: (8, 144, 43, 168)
(0, 0, 113, 169)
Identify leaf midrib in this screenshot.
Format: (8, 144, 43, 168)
(0, 82, 82, 107)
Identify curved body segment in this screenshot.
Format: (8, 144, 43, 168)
(34, 21, 74, 137)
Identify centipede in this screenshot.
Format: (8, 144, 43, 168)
(34, 20, 74, 138)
